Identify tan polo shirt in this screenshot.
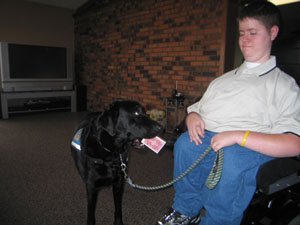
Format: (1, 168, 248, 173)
(187, 56, 300, 135)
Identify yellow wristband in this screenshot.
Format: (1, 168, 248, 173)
(241, 131, 250, 147)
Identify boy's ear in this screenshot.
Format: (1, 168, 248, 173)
(270, 25, 279, 41)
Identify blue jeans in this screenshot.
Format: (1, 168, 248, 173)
(172, 131, 273, 225)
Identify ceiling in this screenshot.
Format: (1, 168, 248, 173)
(24, 0, 300, 10)
(24, 0, 88, 10)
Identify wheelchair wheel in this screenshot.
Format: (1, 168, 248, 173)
(287, 214, 300, 225)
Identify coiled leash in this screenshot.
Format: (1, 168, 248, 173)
(121, 146, 224, 191)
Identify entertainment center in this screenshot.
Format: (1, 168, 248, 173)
(0, 42, 76, 119)
(1, 90, 76, 119)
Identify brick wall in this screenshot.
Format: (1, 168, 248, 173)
(74, 0, 228, 112)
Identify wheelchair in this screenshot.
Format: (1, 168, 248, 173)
(241, 156, 300, 225)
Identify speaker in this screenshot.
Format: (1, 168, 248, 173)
(76, 85, 87, 111)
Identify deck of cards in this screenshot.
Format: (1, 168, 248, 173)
(141, 136, 166, 154)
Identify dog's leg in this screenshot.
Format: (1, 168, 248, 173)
(112, 176, 125, 225)
(86, 184, 99, 225)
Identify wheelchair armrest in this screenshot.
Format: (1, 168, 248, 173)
(258, 170, 300, 195)
(256, 157, 300, 195)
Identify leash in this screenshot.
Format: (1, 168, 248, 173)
(120, 146, 224, 191)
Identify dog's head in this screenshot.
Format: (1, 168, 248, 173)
(97, 99, 163, 149)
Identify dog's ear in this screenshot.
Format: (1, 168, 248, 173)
(97, 102, 119, 136)
(97, 110, 116, 136)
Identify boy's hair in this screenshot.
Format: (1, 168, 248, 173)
(237, 0, 282, 30)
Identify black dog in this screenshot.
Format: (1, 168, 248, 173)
(71, 100, 163, 225)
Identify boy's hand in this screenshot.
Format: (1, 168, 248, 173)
(186, 112, 205, 146)
(211, 131, 242, 152)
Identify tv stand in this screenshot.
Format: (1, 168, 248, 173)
(1, 90, 76, 119)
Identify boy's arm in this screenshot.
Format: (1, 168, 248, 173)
(211, 131, 300, 158)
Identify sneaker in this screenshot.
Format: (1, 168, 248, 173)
(157, 209, 201, 225)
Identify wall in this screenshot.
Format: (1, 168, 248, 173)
(0, 0, 74, 49)
(74, 0, 228, 112)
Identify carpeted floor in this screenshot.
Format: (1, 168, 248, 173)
(0, 111, 175, 225)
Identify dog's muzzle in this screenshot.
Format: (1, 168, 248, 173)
(132, 139, 145, 150)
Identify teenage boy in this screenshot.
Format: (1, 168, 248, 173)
(156, 1, 300, 225)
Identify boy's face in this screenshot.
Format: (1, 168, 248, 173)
(238, 17, 278, 63)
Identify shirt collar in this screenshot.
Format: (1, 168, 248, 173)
(235, 56, 277, 77)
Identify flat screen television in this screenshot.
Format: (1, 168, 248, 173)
(0, 42, 74, 92)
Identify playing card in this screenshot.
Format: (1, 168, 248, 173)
(142, 136, 166, 154)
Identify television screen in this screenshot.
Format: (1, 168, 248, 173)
(8, 43, 67, 79)
(0, 42, 73, 92)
